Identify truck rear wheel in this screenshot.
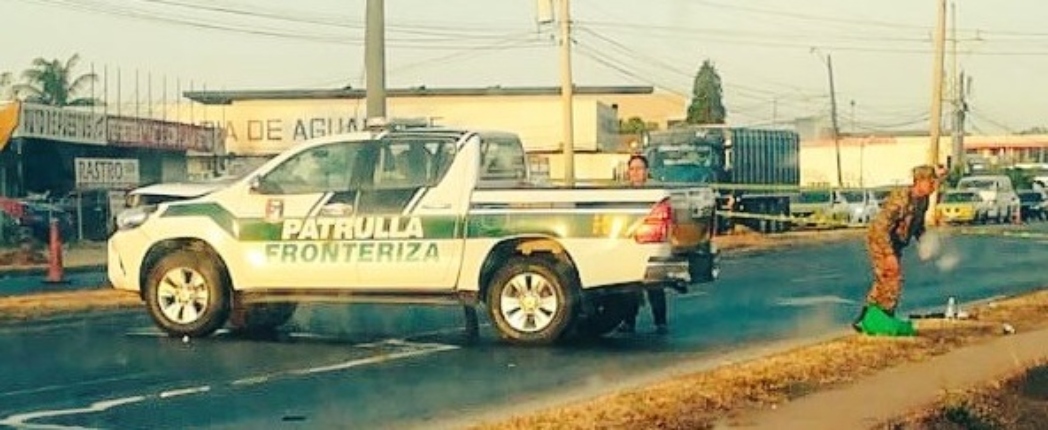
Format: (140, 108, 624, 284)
(144, 249, 230, 339)
(486, 257, 577, 345)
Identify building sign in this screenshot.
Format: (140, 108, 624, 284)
(184, 102, 369, 156)
(107, 116, 220, 153)
(74, 157, 140, 190)
(15, 103, 107, 145)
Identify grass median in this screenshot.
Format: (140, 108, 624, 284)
(470, 290, 1048, 430)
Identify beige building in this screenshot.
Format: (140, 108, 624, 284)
(801, 134, 1048, 187)
(174, 85, 686, 180)
(183, 86, 685, 154)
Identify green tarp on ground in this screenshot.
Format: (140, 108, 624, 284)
(857, 305, 917, 337)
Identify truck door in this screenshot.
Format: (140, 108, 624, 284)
(222, 140, 370, 289)
(353, 136, 467, 290)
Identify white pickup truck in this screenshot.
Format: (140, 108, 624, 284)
(108, 127, 718, 345)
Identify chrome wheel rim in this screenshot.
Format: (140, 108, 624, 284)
(157, 267, 209, 324)
(499, 272, 560, 333)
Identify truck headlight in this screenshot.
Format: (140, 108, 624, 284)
(116, 205, 158, 231)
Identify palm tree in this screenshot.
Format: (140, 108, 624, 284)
(14, 54, 102, 106)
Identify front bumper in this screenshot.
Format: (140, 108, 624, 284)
(108, 229, 150, 293)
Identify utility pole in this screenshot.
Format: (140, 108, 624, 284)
(928, 0, 948, 166)
(927, 0, 948, 226)
(953, 71, 967, 173)
(950, 2, 966, 174)
(826, 54, 843, 188)
(365, 0, 387, 123)
(558, 0, 576, 186)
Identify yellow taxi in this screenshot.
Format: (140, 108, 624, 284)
(937, 190, 982, 224)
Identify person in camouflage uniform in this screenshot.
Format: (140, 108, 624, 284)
(852, 165, 939, 331)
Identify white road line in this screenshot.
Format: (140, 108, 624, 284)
(0, 396, 147, 430)
(158, 386, 211, 399)
(294, 341, 459, 375)
(775, 295, 857, 307)
(230, 375, 270, 386)
(0, 373, 154, 398)
(0, 339, 459, 429)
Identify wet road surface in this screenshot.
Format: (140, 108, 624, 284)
(1, 226, 1046, 429)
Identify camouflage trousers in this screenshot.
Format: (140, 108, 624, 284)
(865, 244, 903, 312)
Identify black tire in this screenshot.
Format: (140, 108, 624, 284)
(144, 249, 231, 338)
(575, 292, 639, 338)
(486, 256, 577, 345)
(229, 302, 297, 334)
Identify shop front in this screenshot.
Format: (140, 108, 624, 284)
(0, 102, 221, 241)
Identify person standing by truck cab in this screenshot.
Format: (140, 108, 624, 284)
(618, 154, 670, 335)
(852, 165, 939, 332)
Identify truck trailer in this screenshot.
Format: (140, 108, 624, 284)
(643, 125, 800, 233)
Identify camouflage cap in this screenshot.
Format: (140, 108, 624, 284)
(912, 164, 939, 181)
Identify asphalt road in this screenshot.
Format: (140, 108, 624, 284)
(1, 225, 1046, 430)
(0, 271, 107, 296)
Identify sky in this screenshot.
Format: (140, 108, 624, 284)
(2, 0, 1048, 135)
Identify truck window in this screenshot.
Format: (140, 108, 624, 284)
(262, 142, 363, 194)
(480, 137, 527, 182)
(372, 138, 457, 189)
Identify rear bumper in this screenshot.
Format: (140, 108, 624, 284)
(643, 256, 692, 285)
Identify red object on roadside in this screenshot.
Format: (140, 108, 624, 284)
(44, 219, 67, 284)
(0, 197, 24, 220)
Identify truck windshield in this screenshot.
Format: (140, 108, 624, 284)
(649, 145, 713, 168)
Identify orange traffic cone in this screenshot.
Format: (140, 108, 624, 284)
(44, 219, 68, 284)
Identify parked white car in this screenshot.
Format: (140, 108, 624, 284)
(956, 175, 1020, 223)
(837, 189, 881, 225)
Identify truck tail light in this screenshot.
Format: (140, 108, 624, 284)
(635, 198, 672, 244)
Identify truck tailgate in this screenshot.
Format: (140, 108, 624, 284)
(667, 187, 717, 251)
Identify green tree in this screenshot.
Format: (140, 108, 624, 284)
(1003, 167, 1034, 190)
(619, 116, 657, 134)
(686, 59, 726, 125)
(1019, 126, 1048, 135)
(13, 54, 102, 106)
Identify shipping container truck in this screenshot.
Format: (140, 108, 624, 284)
(642, 125, 800, 233)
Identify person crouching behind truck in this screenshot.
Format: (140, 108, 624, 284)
(852, 165, 939, 333)
(617, 154, 670, 335)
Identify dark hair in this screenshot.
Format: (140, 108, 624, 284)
(628, 154, 649, 168)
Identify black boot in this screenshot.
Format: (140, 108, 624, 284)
(851, 306, 869, 333)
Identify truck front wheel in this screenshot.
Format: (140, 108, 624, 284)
(144, 250, 231, 339)
(486, 257, 576, 345)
